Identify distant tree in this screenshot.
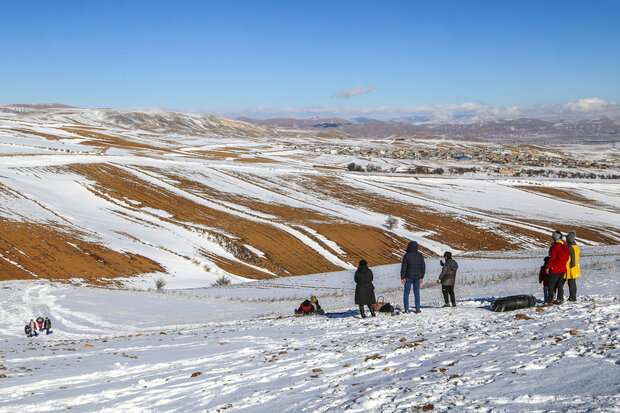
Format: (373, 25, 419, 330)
(347, 162, 364, 172)
(366, 164, 382, 173)
(433, 168, 444, 175)
(211, 276, 231, 287)
(385, 216, 398, 230)
(155, 278, 166, 291)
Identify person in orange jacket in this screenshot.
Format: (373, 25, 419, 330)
(544, 230, 570, 305)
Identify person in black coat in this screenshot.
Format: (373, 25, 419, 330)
(354, 259, 376, 318)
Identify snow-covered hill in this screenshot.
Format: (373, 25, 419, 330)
(0, 248, 618, 412)
(0, 108, 619, 288)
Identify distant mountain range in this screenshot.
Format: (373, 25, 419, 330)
(2, 103, 619, 144)
(237, 116, 620, 144)
(0, 103, 76, 113)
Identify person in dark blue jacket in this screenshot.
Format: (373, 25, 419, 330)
(400, 241, 426, 313)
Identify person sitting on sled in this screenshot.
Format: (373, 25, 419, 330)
(295, 296, 325, 315)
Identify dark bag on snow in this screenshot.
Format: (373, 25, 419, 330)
(378, 303, 394, 313)
(491, 294, 537, 312)
(372, 296, 394, 313)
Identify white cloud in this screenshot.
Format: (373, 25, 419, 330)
(163, 97, 620, 123)
(562, 97, 615, 113)
(330, 86, 376, 99)
(126, 106, 166, 113)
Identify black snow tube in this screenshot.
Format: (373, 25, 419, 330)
(491, 295, 537, 312)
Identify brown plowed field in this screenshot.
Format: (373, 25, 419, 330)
(515, 185, 617, 212)
(290, 174, 536, 251)
(0, 218, 162, 284)
(153, 170, 412, 265)
(67, 163, 345, 278)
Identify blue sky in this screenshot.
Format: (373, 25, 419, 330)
(1, 0, 619, 118)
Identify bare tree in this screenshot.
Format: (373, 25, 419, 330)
(155, 278, 166, 291)
(385, 216, 398, 230)
(211, 276, 231, 287)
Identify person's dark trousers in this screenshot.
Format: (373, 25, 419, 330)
(45, 328, 50, 335)
(567, 279, 577, 301)
(547, 273, 565, 303)
(359, 305, 375, 318)
(441, 285, 456, 306)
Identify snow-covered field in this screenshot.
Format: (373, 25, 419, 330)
(0, 108, 619, 411)
(1, 248, 618, 412)
(1, 108, 619, 288)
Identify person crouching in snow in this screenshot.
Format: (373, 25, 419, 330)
(437, 251, 458, 307)
(29, 319, 38, 337)
(25, 324, 33, 337)
(539, 256, 550, 302)
(565, 231, 581, 302)
(43, 317, 52, 335)
(545, 230, 570, 306)
(309, 296, 325, 315)
(295, 297, 324, 315)
(295, 299, 313, 315)
(354, 260, 376, 318)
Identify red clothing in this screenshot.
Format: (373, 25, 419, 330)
(539, 266, 549, 286)
(547, 241, 569, 274)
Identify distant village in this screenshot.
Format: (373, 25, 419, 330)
(284, 139, 619, 178)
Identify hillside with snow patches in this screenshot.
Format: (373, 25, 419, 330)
(0, 108, 618, 288)
(0, 108, 619, 411)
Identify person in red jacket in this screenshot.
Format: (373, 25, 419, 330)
(545, 230, 570, 305)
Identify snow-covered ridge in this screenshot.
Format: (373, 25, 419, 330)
(0, 108, 618, 288)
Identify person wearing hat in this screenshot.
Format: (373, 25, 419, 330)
(564, 231, 581, 301)
(437, 251, 458, 307)
(354, 259, 376, 318)
(544, 230, 570, 305)
(400, 241, 425, 313)
(28, 319, 38, 337)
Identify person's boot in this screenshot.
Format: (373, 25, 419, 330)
(443, 303, 450, 307)
(370, 306, 376, 317)
(359, 305, 366, 318)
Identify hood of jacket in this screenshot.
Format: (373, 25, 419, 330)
(406, 241, 419, 253)
(566, 231, 576, 245)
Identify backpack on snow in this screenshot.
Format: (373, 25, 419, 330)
(373, 296, 394, 313)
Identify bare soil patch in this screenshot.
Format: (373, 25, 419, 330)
(0, 218, 162, 285)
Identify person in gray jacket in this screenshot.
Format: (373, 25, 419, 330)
(437, 251, 458, 307)
(400, 241, 425, 313)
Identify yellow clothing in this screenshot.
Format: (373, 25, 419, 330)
(565, 244, 581, 279)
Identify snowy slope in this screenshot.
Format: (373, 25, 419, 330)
(0, 108, 619, 287)
(0, 249, 618, 412)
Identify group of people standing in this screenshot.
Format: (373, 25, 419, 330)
(355, 241, 458, 316)
(540, 230, 581, 305)
(25, 316, 51, 337)
(301, 230, 583, 319)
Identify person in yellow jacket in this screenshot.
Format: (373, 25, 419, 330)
(565, 231, 581, 301)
